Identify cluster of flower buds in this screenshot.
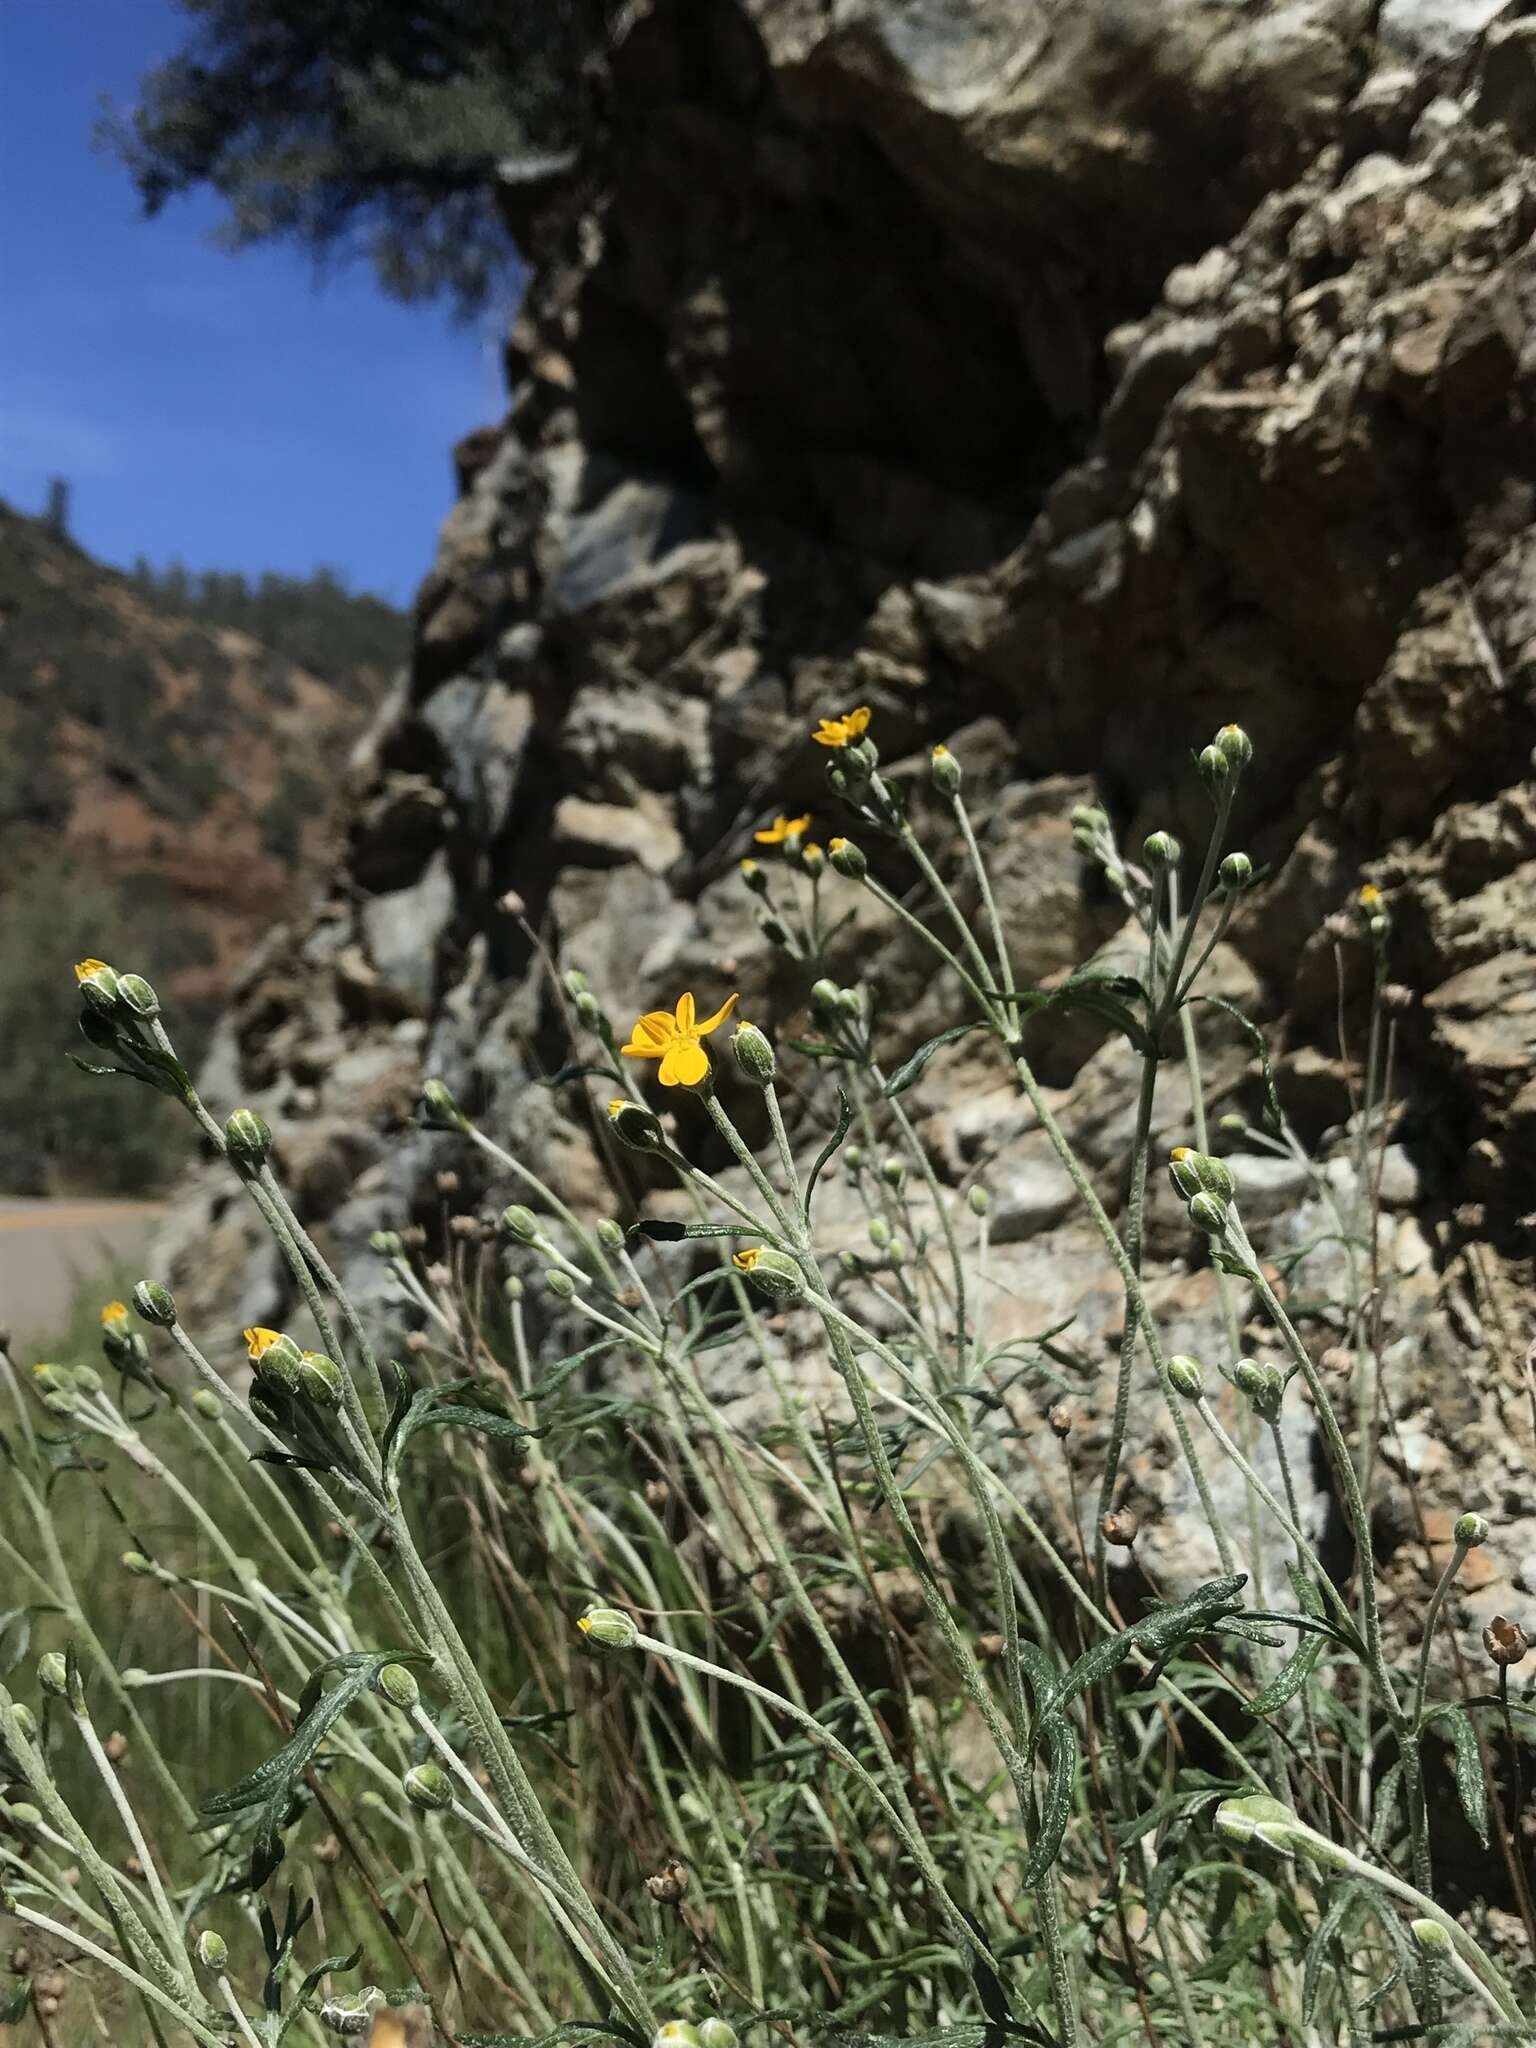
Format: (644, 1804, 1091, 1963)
(1355, 882, 1391, 949)
(1197, 722, 1254, 790)
(652, 2020, 738, 2048)
(1233, 1357, 1285, 1421)
(1069, 803, 1126, 893)
(98, 1299, 151, 1379)
(810, 978, 863, 1025)
(1168, 1145, 1235, 1238)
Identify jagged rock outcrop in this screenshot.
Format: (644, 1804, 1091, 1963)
(159, 0, 1536, 1651)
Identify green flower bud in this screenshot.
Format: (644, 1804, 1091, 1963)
(732, 1246, 806, 1305)
(115, 973, 161, 1018)
(1214, 1794, 1297, 1852)
(879, 1156, 905, 1189)
(868, 1216, 892, 1249)
(402, 1763, 453, 1812)
(71, 1364, 102, 1396)
(574, 989, 603, 1027)
(37, 1652, 71, 1702)
(40, 1389, 76, 1416)
(652, 2026, 704, 2048)
(191, 1388, 222, 1421)
(369, 1230, 403, 1257)
(30, 1361, 66, 1392)
(928, 743, 962, 795)
(250, 1330, 304, 1391)
(834, 986, 863, 1018)
(810, 978, 840, 1016)
(1454, 1512, 1490, 1549)
(545, 1269, 576, 1300)
(6, 1802, 42, 1830)
(1169, 1148, 1234, 1202)
(374, 1663, 421, 1711)
(578, 1605, 639, 1650)
(968, 1185, 990, 1216)
(132, 1279, 176, 1327)
(1166, 1354, 1204, 1399)
(596, 1218, 625, 1250)
(738, 858, 769, 896)
(759, 914, 791, 948)
(563, 968, 590, 997)
(10, 1705, 36, 1742)
(224, 1108, 272, 1170)
(607, 1098, 666, 1152)
(122, 1551, 156, 1578)
(297, 1351, 342, 1408)
(731, 1021, 777, 1086)
(1217, 1111, 1248, 1134)
(799, 841, 825, 878)
(827, 836, 867, 879)
(420, 1077, 466, 1129)
(843, 1144, 865, 1173)
(502, 1205, 540, 1245)
(1219, 852, 1253, 891)
(1197, 744, 1230, 787)
(888, 1236, 906, 1267)
(698, 2022, 739, 2048)
(1215, 723, 1253, 770)
(1188, 1192, 1229, 1235)
(196, 1929, 229, 1972)
(1408, 1918, 1450, 1954)
(503, 1273, 524, 1302)
(74, 958, 120, 1014)
(1143, 831, 1181, 869)
(122, 1667, 150, 1689)
(1233, 1358, 1284, 1421)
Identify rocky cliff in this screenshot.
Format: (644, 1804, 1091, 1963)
(160, 1, 1536, 1646)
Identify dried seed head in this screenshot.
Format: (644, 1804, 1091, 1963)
(1047, 1403, 1072, 1439)
(976, 1631, 1005, 1660)
(1381, 982, 1414, 1012)
(1102, 1509, 1139, 1549)
(1320, 1346, 1353, 1378)
(1483, 1615, 1529, 1668)
(644, 1479, 670, 1508)
(435, 1170, 460, 1196)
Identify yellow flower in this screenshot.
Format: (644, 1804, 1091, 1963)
(812, 704, 872, 748)
(622, 990, 739, 1087)
(1358, 884, 1382, 906)
(607, 1098, 628, 1118)
(244, 1326, 282, 1361)
(1170, 1146, 1191, 1163)
(100, 1300, 130, 1328)
(754, 812, 812, 845)
(74, 958, 110, 981)
(733, 1248, 762, 1271)
(829, 837, 847, 852)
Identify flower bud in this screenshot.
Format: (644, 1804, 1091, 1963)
(121, 1666, 150, 1688)
(835, 986, 863, 1019)
(699, 2024, 739, 2048)
(1197, 744, 1230, 788)
(1215, 723, 1253, 770)
(731, 1021, 777, 1086)
(1234, 1358, 1284, 1420)
(1188, 1192, 1229, 1235)
(503, 1274, 524, 1303)
(1102, 1509, 1139, 1548)
(1168, 1147, 1235, 1202)
(40, 1389, 76, 1416)
(867, 1217, 892, 1249)
(1217, 1112, 1248, 1134)
(929, 744, 962, 795)
(578, 1605, 639, 1650)
(402, 1764, 453, 1812)
(11, 1705, 37, 1742)
(827, 836, 867, 879)
(1166, 1354, 1204, 1399)
(1483, 1614, 1529, 1667)
(115, 973, 161, 1019)
(224, 1109, 272, 1171)
(608, 1098, 665, 1152)
(574, 989, 603, 1028)
(369, 1230, 403, 1257)
(196, 1929, 229, 1972)
(1219, 852, 1253, 891)
(596, 1218, 625, 1250)
(759, 914, 790, 948)
(1143, 831, 1180, 869)
(1454, 1512, 1490, 1549)
(502, 1205, 540, 1245)
(844, 1144, 865, 1173)
(563, 968, 589, 998)
(72, 1364, 102, 1395)
(810, 978, 840, 1017)
(132, 1280, 176, 1327)
(420, 1078, 466, 1129)
(652, 2027, 703, 2048)
(799, 842, 826, 877)
(738, 858, 768, 896)
(297, 1352, 342, 1408)
(545, 1269, 575, 1300)
(731, 1246, 805, 1303)
(374, 1663, 421, 1710)
(37, 1653, 70, 1701)
(192, 1388, 223, 1420)
(880, 1157, 905, 1189)
(74, 958, 120, 1014)
(245, 1326, 303, 1389)
(122, 1551, 157, 1578)
(1408, 1919, 1450, 1956)
(1214, 1793, 1297, 1851)
(967, 1185, 990, 1216)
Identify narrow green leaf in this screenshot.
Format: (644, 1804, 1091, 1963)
(1019, 1714, 1077, 1888)
(805, 1089, 855, 1215)
(1438, 1703, 1490, 1847)
(883, 1024, 983, 1098)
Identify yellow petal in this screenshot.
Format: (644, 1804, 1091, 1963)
(623, 1010, 676, 1053)
(694, 991, 739, 1037)
(74, 958, 109, 980)
(100, 1300, 129, 1324)
(673, 991, 696, 1033)
(244, 1326, 281, 1360)
(659, 1039, 710, 1087)
(732, 1247, 761, 1270)
(811, 720, 845, 747)
(847, 705, 871, 737)
(788, 813, 812, 836)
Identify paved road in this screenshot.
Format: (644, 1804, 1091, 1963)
(0, 1198, 166, 1351)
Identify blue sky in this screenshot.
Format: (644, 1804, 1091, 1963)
(2, 0, 511, 604)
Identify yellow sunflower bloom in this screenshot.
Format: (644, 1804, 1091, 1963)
(754, 812, 812, 845)
(812, 705, 872, 749)
(622, 990, 739, 1088)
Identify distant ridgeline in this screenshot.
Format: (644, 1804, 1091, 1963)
(0, 498, 404, 1192)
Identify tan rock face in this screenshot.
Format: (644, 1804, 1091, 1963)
(161, 0, 1536, 1651)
